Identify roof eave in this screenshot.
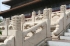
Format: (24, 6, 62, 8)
(0, 0, 41, 14)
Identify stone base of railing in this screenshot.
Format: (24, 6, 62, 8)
(36, 37, 52, 46)
(52, 36, 59, 40)
(0, 36, 7, 43)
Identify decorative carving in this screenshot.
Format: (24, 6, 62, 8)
(0, 27, 5, 30)
(31, 31, 36, 35)
(60, 5, 66, 13)
(12, 16, 21, 31)
(24, 24, 32, 29)
(43, 8, 51, 20)
(34, 23, 37, 26)
(9, 26, 13, 30)
(40, 25, 43, 29)
(20, 14, 25, 23)
(36, 16, 43, 20)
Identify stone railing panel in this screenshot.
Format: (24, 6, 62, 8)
(52, 13, 64, 36)
(23, 21, 47, 46)
(0, 36, 15, 46)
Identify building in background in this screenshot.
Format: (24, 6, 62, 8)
(0, 0, 70, 18)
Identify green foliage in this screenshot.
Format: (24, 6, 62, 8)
(0, 31, 2, 35)
(0, 28, 2, 35)
(0, 19, 2, 23)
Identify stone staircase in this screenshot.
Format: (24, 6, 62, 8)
(60, 29, 70, 40)
(37, 28, 70, 46)
(46, 29, 70, 46)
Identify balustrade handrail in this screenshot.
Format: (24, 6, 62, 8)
(23, 20, 46, 36)
(0, 36, 14, 46)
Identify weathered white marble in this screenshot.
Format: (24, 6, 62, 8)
(32, 11, 36, 22)
(1, 4, 70, 46)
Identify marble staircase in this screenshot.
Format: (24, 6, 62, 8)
(46, 29, 70, 46)
(60, 29, 70, 40)
(38, 27, 70, 46)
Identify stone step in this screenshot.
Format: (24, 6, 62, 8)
(47, 40, 70, 46)
(67, 29, 70, 32)
(64, 32, 70, 36)
(60, 36, 70, 40)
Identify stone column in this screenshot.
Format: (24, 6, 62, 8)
(48, 8, 52, 20)
(32, 11, 36, 22)
(60, 5, 66, 29)
(60, 5, 66, 13)
(3, 18, 6, 21)
(12, 16, 23, 46)
(20, 14, 25, 31)
(43, 8, 51, 37)
(5, 18, 10, 36)
(38, 10, 41, 15)
(48, 8, 52, 37)
(43, 8, 48, 19)
(48, 8, 52, 27)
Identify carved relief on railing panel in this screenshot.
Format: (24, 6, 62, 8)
(35, 15, 43, 20)
(51, 13, 61, 26)
(51, 12, 61, 18)
(24, 24, 32, 29)
(51, 12, 57, 18)
(24, 23, 38, 30)
(35, 26, 43, 33)
(23, 21, 46, 40)
(52, 14, 64, 36)
(9, 26, 13, 30)
(0, 26, 5, 30)
(25, 18, 32, 22)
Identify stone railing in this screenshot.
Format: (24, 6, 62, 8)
(23, 20, 50, 46)
(51, 5, 64, 35)
(35, 15, 43, 21)
(25, 14, 43, 22)
(12, 16, 50, 46)
(1, 4, 70, 46)
(0, 36, 14, 46)
(52, 5, 70, 37)
(52, 13, 64, 36)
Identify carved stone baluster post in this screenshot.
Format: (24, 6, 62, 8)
(12, 16, 23, 46)
(32, 11, 36, 22)
(20, 14, 25, 31)
(48, 8, 52, 21)
(60, 5, 66, 29)
(43, 8, 51, 37)
(48, 8, 52, 29)
(43, 8, 47, 19)
(5, 18, 10, 36)
(38, 10, 41, 15)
